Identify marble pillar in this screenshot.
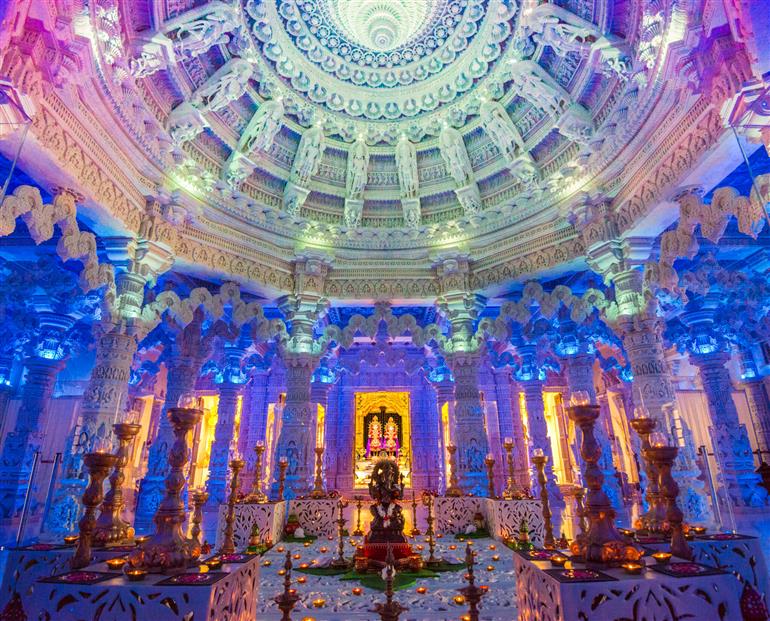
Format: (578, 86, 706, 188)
(270, 353, 317, 499)
(0, 356, 62, 527)
(411, 378, 442, 491)
(243, 370, 270, 491)
(491, 367, 518, 492)
(519, 379, 565, 522)
(207, 381, 243, 505)
(690, 351, 767, 507)
(447, 353, 491, 495)
(743, 378, 770, 458)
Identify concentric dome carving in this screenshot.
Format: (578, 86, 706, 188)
(329, 0, 434, 52)
(98, 0, 665, 260)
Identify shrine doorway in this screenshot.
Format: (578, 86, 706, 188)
(353, 391, 412, 489)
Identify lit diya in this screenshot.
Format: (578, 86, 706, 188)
(312, 598, 326, 608)
(622, 562, 644, 575)
(550, 554, 568, 568)
(276, 546, 285, 553)
(489, 544, 496, 550)
(299, 563, 310, 569)
(63, 535, 78, 545)
(453, 595, 466, 605)
(292, 553, 301, 560)
(352, 587, 363, 596)
(297, 576, 307, 584)
(135, 535, 150, 545)
(691, 526, 707, 536)
(449, 544, 457, 550)
(486, 565, 494, 571)
(651, 552, 672, 564)
(304, 542, 311, 548)
(262, 560, 272, 567)
(319, 547, 328, 553)
(106, 558, 127, 570)
(491, 554, 500, 562)
(416, 586, 428, 594)
(205, 558, 223, 570)
(125, 568, 147, 582)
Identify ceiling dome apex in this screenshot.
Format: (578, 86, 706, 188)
(331, 0, 433, 52)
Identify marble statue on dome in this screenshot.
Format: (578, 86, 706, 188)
(163, 1, 239, 60)
(344, 198, 363, 228)
(402, 198, 421, 228)
(192, 58, 253, 114)
(521, 3, 599, 56)
(509, 60, 567, 118)
(480, 100, 525, 162)
(241, 98, 284, 155)
(439, 125, 473, 186)
(291, 124, 326, 186)
(395, 135, 418, 198)
(346, 137, 369, 199)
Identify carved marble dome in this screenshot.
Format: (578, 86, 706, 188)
(85, 0, 682, 293)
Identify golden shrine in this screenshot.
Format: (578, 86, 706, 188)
(354, 392, 412, 489)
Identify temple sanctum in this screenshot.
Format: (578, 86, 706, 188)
(2, 0, 770, 619)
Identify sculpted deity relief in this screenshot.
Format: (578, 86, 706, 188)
(509, 60, 568, 118)
(240, 98, 285, 156)
(191, 58, 253, 114)
(395, 135, 418, 198)
(346, 137, 370, 199)
(162, 1, 240, 60)
(439, 125, 473, 187)
(291, 124, 326, 186)
(480, 100, 526, 162)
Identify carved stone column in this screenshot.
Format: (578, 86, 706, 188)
(0, 355, 63, 523)
(243, 369, 270, 491)
(743, 378, 770, 458)
(270, 353, 317, 498)
(690, 350, 767, 506)
(519, 378, 564, 520)
(410, 377, 442, 491)
(491, 367, 518, 492)
(446, 352, 491, 495)
(206, 380, 244, 505)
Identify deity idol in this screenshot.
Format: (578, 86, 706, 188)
(355, 458, 420, 571)
(367, 415, 383, 456)
(384, 416, 399, 454)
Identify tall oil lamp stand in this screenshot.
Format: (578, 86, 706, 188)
(94, 422, 140, 545)
(353, 495, 365, 536)
(458, 542, 485, 621)
(221, 456, 245, 554)
(531, 449, 556, 549)
(274, 550, 300, 621)
(132, 407, 203, 572)
(422, 491, 442, 568)
(72, 452, 117, 569)
(410, 489, 421, 536)
(445, 444, 463, 497)
(485, 454, 496, 499)
(372, 544, 407, 621)
(310, 445, 327, 498)
(331, 498, 350, 568)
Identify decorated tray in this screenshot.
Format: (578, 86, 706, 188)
(544, 568, 617, 583)
(40, 571, 115, 585)
(651, 562, 726, 578)
(155, 572, 229, 587)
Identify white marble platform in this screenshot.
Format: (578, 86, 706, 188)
(485, 498, 545, 547)
(27, 554, 260, 621)
(432, 496, 545, 547)
(644, 533, 770, 601)
(0, 543, 130, 612)
(215, 501, 286, 551)
(287, 498, 338, 536)
(515, 551, 743, 621)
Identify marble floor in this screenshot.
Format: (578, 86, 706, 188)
(256, 534, 519, 621)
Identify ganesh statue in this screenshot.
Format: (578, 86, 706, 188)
(355, 458, 421, 572)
